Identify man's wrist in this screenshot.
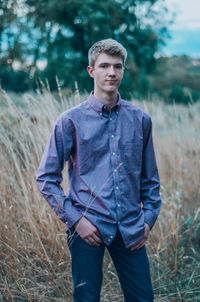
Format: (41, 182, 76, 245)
(74, 217, 82, 229)
(145, 223, 150, 231)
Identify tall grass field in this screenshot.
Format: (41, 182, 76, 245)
(0, 87, 200, 301)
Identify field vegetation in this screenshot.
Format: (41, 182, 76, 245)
(148, 56, 200, 103)
(0, 87, 200, 301)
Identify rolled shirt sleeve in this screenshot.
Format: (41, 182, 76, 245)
(36, 113, 82, 228)
(140, 116, 161, 229)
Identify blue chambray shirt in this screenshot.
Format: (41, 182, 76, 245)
(36, 92, 161, 248)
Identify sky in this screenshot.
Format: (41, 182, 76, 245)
(159, 0, 200, 57)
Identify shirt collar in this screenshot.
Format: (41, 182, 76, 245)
(88, 91, 122, 114)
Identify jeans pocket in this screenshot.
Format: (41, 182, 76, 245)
(132, 245, 146, 255)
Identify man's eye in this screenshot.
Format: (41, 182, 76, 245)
(101, 64, 108, 68)
(115, 65, 123, 69)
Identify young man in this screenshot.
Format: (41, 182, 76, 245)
(36, 39, 161, 302)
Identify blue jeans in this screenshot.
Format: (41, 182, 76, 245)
(67, 228, 154, 302)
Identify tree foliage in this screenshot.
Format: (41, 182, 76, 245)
(0, 0, 169, 97)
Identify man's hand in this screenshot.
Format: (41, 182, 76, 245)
(74, 216, 102, 247)
(129, 223, 150, 251)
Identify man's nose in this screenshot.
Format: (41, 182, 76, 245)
(108, 66, 115, 76)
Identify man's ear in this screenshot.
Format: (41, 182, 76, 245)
(87, 66, 94, 78)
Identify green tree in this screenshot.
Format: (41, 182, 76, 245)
(22, 0, 169, 97)
(1, 0, 169, 96)
(0, 0, 17, 54)
(0, 1, 32, 91)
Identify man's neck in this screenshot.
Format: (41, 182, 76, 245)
(93, 90, 118, 109)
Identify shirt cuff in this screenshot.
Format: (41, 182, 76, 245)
(64, 209, 83, 229)
(60, 200, 83, 229)
(143, 209, 157, 229)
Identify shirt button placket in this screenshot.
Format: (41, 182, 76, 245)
(109, 111, 121, 222)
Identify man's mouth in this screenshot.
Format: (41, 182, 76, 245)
(106, 80, 117, 83)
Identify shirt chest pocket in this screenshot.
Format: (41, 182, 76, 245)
(78, 136, 108, 175)
(120, 134, 143, 169)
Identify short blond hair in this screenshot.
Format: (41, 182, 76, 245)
(88, 38, 127, 67)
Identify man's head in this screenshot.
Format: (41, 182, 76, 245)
(87, 39, 127, 98)
(88, 38, 127, 68)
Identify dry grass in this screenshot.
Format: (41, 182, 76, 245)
(0, 87, 200, 301)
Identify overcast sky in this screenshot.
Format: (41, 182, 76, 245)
(159, 0, 200, 57)
(167, 0, 200, 29)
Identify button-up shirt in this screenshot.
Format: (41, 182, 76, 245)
(36, 92, 161, 248)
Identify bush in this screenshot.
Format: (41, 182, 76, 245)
(169, 85, 199, 104)
(0, 64, 30, 92)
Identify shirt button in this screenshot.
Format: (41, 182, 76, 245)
(111, 135, 114, 138)
(112, 152, 116, 155)
(110, 118, 112, 121)
(110, 235, 113, 239)
(100, 112, 102, 116)
(116, 186, 119, 190)
(117, 203, 121, 207)
(114, 169, 117, 172)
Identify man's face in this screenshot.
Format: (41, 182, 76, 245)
(87, 52, 124, 95)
